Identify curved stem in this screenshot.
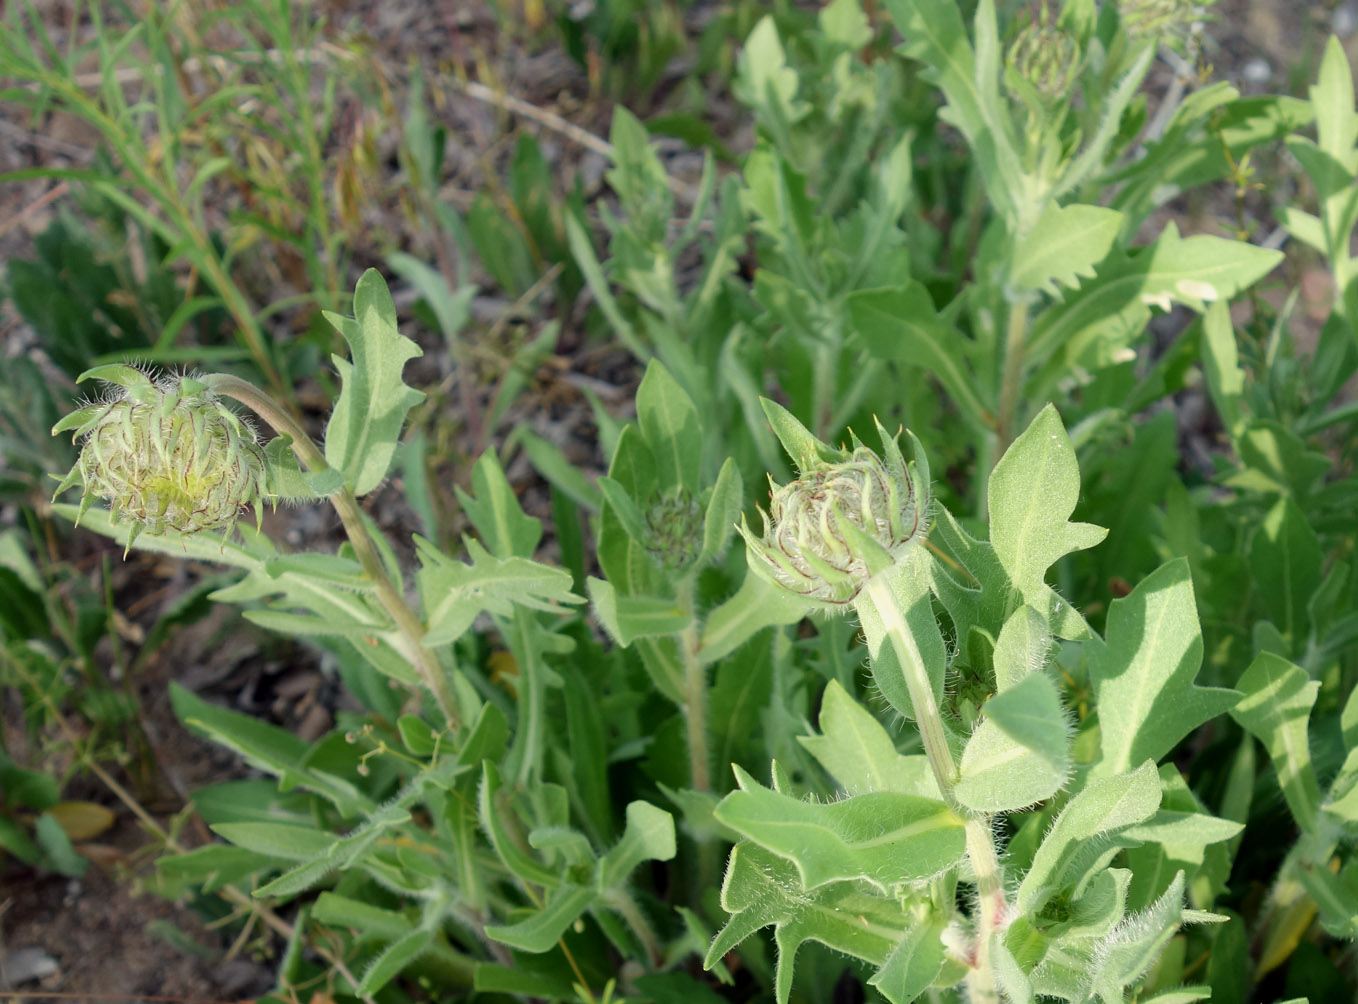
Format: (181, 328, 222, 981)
(204, 373, 458, 729)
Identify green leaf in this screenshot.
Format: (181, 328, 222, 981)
(1010, 203, 1123, 296)
(387, 251, 474, 340)
(798, 680, 938, 797)
(955, 717, 1066, 813)
(479, 762, 560, 888)
(882, 0, 1021, 223)
(597, 801, 675, 887)
(857, 557, 949, 722)
(1087, 559, 1239, 778)
(982, 671, 1068, 765)
(1312, 35, 1358, 173)
(484, 884, 596, 953)
(358, 929, 432, 995)
(1027, 224, 1283, 395)
(696, 457, 742, 568)
(34, 812, 87, 877)
(323, 269, 425, 495)
(1230, 652, 1323, 835)
(1248, 497, 1323, 649)
(867, 912, 947, 1004)
(1295, 861, 1358, 938)
(587, 577, 691, 649)
(847, 284, 988, 433)
(456, 450, 542, 559)
(211, 822, 337, 861)
(820, 0, 872, 49)
(713, 764, 965, 892)
(636, 360, 702, 495)
(1200, 299, 1245, 440)
(1017, 761, 1161, 913)
(170, 684, 372, 815)
(417, 536, 579, 646)
(704, 842, 909, 1004)
(989, 404, 1107, 609)
(697, 565, 810, 665)
(1088, 873, 1191, 1004)
(734, 17, 808, 137)
(158, 844, 279, 892)
(993, 604, 1053, 691)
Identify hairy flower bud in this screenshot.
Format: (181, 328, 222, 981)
(645, 487, 704, 570)
(1119, 0, 1210, 47)
(1007, 14, 1080, 103)
(51, 365, 268, 550)
(739, 408, 929, 606)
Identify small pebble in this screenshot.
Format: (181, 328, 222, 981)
(1242, 57, 1272, 84)
(1334, 4, 1357, 37)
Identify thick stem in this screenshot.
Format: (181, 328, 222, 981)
(965, 818, 1005, 1004)
(204, 373, 459, 729)
(859, 575, 1006, 998)
(862, 575, 958, 804)
(993, 299, 1031, 468)
(682, 625, 710, 795)
(682, 602, 721, 894)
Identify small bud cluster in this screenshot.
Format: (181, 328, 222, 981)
(52, 365, 268, 548)
(740, 418, 928, 606)
(1007, 12, 1080, 103)
(1119, 0, 1210, 47)
(644, 487, 704, 570)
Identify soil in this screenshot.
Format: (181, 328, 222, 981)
(0, 0, 1346, 1001)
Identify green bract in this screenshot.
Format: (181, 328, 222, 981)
(738, 401, 928, 606)
(51, 365, 268, 549)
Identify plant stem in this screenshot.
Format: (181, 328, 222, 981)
(965, 818, 1004, 1004)
(859, 574, 1006, 999)
(861, 575, 958, 803)
(681, 625, 710, 795)
(994, 298, 1031, 467)
(204, 373, 459, 730)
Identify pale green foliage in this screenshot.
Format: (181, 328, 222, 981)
(36, 0, 1358, 999)
(323, 270, 425, 496)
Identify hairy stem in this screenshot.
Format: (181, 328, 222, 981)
(682, 599, 721, 894)
(204, 373, 459, 729)
(859, 574, 1006, 997)
(861, 575, 958, 803)
(994, 299, 1031, 468)
(965, 818, 1005, 1004)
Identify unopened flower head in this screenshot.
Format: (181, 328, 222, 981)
(1119, 0, 1212, 48)
(740, 404, 929, 606)
(645, 487, 704, 570)
(1007, 11, 1080, 102)
(51, 365, 268, 549)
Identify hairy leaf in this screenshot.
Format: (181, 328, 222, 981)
(323, 270, 425, 496)
(1087, 559, 1238, 777)
(714, 765, 965, 892)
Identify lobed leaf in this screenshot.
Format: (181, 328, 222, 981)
(323, 270, 425, 496)
(1086, 559, 1239, 778)
(714, 764, 966, 892)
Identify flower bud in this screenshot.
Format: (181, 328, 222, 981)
(644, 487, 704, 571)
(51, 365, 268, 550)
(739, 405, 929, 606)
(1119, 0, 1208, 47)
(1007, 15, 1080, 103)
